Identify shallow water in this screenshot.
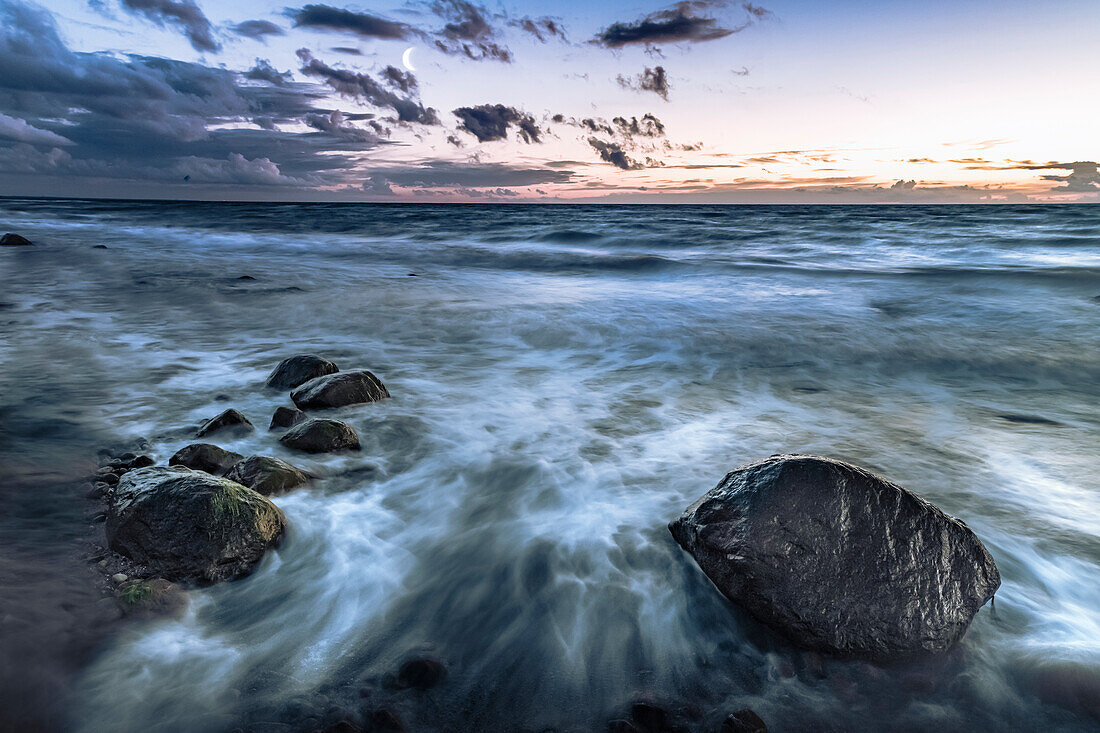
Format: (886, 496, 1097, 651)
(1, 200, 1098, 731)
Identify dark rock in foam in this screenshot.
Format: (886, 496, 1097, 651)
(279, 418, 360, 453)
(106, 466, 286, 584)
(195, 408, 254, 438)
(266, 354, 339, 390)
(669, 454, 1000, 658)
(1, 232, 33, 246)
(169, 443, 244, 475)
(270, 405, 307, 430)
(225, 455, 312, 496)
(291, 370, 389, 410)
(722, 709, 768, 732)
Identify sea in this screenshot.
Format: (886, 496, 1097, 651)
(1, 199, 1097, 732)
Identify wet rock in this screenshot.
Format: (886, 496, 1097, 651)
(1, 232, 33, 246)
(669, 455, 1001, 659)
(630, 701, 670, 732)
(722, 709, 767, 733)
(225, 455, 312, 496)
(111, 573, 128, 583)
(291, 370, 389, 410)
(195, 408, 254, 438)
(86, 482, 110, 499)
(280, 418, 360, 453)
(106, 466, 286, 584)
(267, 354, 339, 390)
(116, 578, 188, 620)
(92, 244, 108, 249)
(607, 720, 638, 733)
(270, 405, 307, 430)
(169, 443, 244, 476)
(367, 708, 404, 732)
(130, 454, 155, 468)
(395, 657, 446, 690)
(98, 471, 120, 486)
(237, 275, 256, 281)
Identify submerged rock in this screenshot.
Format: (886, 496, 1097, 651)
(290, 370, 389, 410)
(270, 405, 307, 430)
(1, 232, 33, 246)
(395, 658, 447, 690)
(195, 408, 254, 438)
(279, 418, 360, 453)
(225, 455, 312, 496)
(267, 354, 339, 390)
(669, 454, 1000, 659)
(106, 466, 286, 584)
(169, 443, 244, 475)
(722, 709, 768, 732)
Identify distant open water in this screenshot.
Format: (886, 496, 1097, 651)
(1, 199, 1098, 731)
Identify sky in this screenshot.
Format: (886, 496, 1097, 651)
(0, 0, 1097, 202)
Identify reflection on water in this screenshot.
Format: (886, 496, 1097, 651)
(0, 200, 1097, 731)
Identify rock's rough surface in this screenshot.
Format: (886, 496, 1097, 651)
(270, 405, 307, 430)
(195, 408, 254, 438)
(1, 232, 33, 246)
(106, 466, 286, 584)
(225, 455, 312, 496)
(669, 455, 1000, 658)
(266, 354, 339, 390)
(169, 443, 244, 475)
(290, 370, 389, 410)
(279, 418, 360, 453)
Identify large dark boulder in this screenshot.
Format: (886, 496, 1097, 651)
(169, 443, 244, 475)
(1, 233, 33, 246)
(279, 418, 360, 453)
(196, 408, 254, 438)
(266, 354, 339, 390)
(290, 370, 389, 410)
(225, 455, 312, 496)
(669, 455, 1000, 659)
(106, 466, 286, 584)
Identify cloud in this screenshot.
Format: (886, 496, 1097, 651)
(296, 49, 440, 125)
(430, 0, 512, 62)
(587, 138, 642, 170)
(117, 0, 220, 52)
(243, 59, 291, 85)
(363, 160, 572, 188)
(289, 4, 414, 40)
(452, 104, 541, 143)
(0, 112, 74, 146)
(512, 16, 566, 43)
(175, 152, 302, 185)
(1037, 161, 1100, 193)
(593, 1, 768, 49)
(231, 20, 284, 40)
(616, 66, 670, 100)
(380, 65, 417, 93)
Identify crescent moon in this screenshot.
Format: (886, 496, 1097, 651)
(401, 46, 416, 72)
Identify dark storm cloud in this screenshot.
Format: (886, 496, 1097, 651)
(231, 20, 284, 40)
(593, 1, 769, 49)
(452, 104, 541, 143)
(587, 138, 642, 170)
(296, 49, 440, 125)
(616, 66, 670, 100)
(381, 65, 417, 93)
(555, 113, 666, 142)
(244, 59, 291, 85)
(290, 4, 415, 40)
(430, 0, 512, 62)
(0, 0, 384, 189)
(118, 0, 220, 52)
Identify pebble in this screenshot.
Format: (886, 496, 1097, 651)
(111, 573, 129, 583)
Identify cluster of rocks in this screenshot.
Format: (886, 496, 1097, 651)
(82, 354, 390, 613)
(608, 699, 767, 733)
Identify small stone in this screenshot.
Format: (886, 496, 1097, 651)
(100, 472, 120, 486)
(111, 573, 129, 583)
(0, 233, 33, 246)
(266, 354, 340, 390)
(368, 708, 404, 732)
(195, 408, 254, 438)
(395, 657, 446, 690)
(98, 559, 108, 567)
(224, 455, 312, 496)
(721, 709, 768, 733)
(630, 701, 670, 732)
(130, 455, 155, 468)
(92, 244, 108, 249)
(237, 275, 256, 281)
(86, 483, 108, 499)
(290, 370, 389, 410)
(270, 405, 307, 430)
(170, 443, 244, 475)
(92, 511, 107, 523)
